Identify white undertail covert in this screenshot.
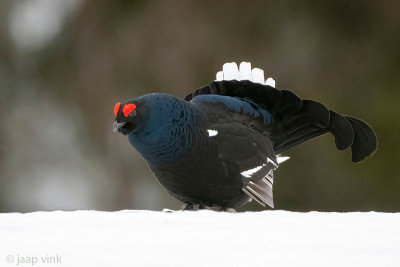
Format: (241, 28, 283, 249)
(216, 62, 276, 88)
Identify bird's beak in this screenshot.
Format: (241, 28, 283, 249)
(113, 121, 126, 132)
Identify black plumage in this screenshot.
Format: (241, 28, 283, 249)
(185, 80, 377, 161)
(113, 66, 377, 210)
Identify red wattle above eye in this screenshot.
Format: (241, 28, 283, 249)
(114, 102, 121, 117)
(123, 104, 136, 117)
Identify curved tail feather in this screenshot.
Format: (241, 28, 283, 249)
(344, 116, 378, 162)
(185, 80, 377, 162)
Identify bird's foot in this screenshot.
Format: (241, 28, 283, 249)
(181, 204, 200, 211)
(218, 207, 237, 212)
(180, 204, 236, 212)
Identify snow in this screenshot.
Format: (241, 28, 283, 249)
(1, 210, 399, 267)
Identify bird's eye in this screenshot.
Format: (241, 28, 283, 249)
(123, 104, 137, 117)
(114, 102, 121, 117)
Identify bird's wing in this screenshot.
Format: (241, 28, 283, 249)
(202, 116, 278, 208)
(186, 80, 377, 162)
(191, 96, 283, 208)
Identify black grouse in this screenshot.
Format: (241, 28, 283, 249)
(113, 62, 377, 211)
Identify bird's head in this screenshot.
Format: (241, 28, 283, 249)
(113, 93, 197, 163)
(113, 93, 181, 137)
(113, 100, 145, 135)
(113, 93, 200, 163)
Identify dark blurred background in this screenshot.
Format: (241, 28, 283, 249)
(0, 0, 399, 212)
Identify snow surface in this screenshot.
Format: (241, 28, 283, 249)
(1, 210, 399, 267)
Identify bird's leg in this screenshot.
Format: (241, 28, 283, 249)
(219, 207, 237, 212)
(181, 203, 199, 211)
(182, 204, 236, 212)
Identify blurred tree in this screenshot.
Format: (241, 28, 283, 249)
(1, 0, 399, 212)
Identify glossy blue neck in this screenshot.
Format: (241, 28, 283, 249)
(128, 93, 202, 165)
